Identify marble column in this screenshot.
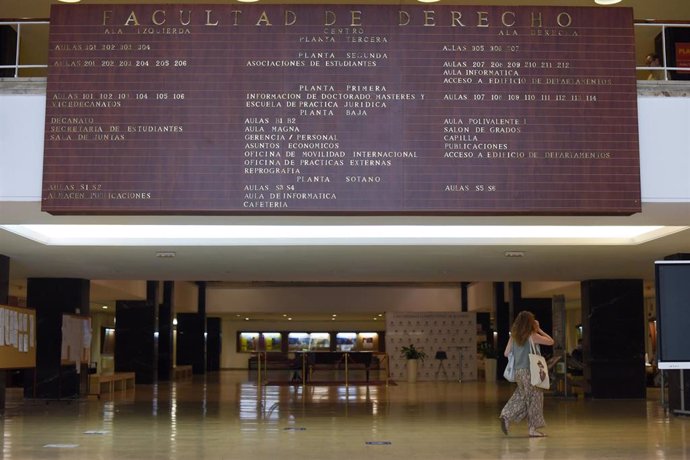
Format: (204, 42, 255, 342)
(158, 281, 174, 381)
(460, 282, 469, 312)
(25, 278, 90, 399)
(581, 279, 645, 399)
(494, 282, 510, 380)
(206, 317, 221, 372)
(115, 298, 158, 384)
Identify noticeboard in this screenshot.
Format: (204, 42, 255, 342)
(0, 305, 36, 369)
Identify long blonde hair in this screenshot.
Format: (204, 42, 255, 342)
(511, 311, 536, 346)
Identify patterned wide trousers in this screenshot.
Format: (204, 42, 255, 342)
(500, 368, 545, 430)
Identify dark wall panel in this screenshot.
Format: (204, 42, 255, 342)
(115, 300, 158, 384)
(581, 279, 645, 399)
(176, 313, 206, 375)
(206, 317, 221, 372)
(25, 278, 90, 399)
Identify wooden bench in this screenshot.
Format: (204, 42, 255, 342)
(174, 365, 193, 380)
(89, 372, 136, 398)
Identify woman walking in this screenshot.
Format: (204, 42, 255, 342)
(499, 311, 554, 437)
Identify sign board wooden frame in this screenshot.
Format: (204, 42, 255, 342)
(42, 4, 640, 215)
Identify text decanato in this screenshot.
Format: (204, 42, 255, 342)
(102, 8, 574, 29)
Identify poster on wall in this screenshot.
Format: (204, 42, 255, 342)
(61, 314, 92, 366)
(675, 42, 690, 74)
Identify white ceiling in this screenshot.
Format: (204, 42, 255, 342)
(1, 0, 690, 307)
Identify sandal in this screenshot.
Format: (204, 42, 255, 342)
(500, 417, 509, 435)
(529, 430, 547, 438)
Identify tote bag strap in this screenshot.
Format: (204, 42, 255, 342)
(529, 337, 541, 356)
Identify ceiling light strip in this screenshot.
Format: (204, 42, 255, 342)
(0, 224, 685, 246)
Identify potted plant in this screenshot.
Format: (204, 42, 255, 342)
(401, 344, 426, 383)
(479, 342, 498, 382)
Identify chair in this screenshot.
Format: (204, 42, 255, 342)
(435, 350, 449, 380)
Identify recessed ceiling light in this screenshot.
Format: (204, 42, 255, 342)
(417, 0, 441, 3)
(236, 0, 259, 3)
(102, 305, 108, 310)
(58, 0, 82, 3)
(594, 0, 622, 5)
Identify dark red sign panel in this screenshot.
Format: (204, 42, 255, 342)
(42, 4, 640, 215)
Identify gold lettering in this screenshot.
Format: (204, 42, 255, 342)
(230, 10, 242, 26)
(124, 11, 139, 26)
(502, 11, 516, 27)
(557, 12, 572, 28)
(206, 9, 219, 26)
(285, 10, 296, 26)
(179, 10, 192, 26)
(351, 10, 362, 27)
(256, 11, 272, 26)
(152, 10, 166, 26)
(477, 11, 489, 27)
(325, 11, 336, 26)
(102, 10, 113, 26)
(531, 13, 543, 28)
(399, 10, 410, 26)
(424, 10, 435, 27)
(451, 11, 465, 27)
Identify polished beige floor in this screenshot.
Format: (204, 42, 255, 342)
(1, 370, 688, 459)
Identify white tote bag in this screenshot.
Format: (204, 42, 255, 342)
(503, 352, 516, 382)
(528, 339, 550, 390)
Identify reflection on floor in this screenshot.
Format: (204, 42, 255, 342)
(1, 370, 687, 459)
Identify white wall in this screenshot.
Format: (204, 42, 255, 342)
(207, 285, 461, 313)
(638, 96, 690, 202)
(91, 279, 147, 302)
(0, 91, 44, 200)
(174, 281, 198, 313)
(467, 281, 494, 311)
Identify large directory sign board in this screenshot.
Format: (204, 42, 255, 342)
(42, 4, 640, 215)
